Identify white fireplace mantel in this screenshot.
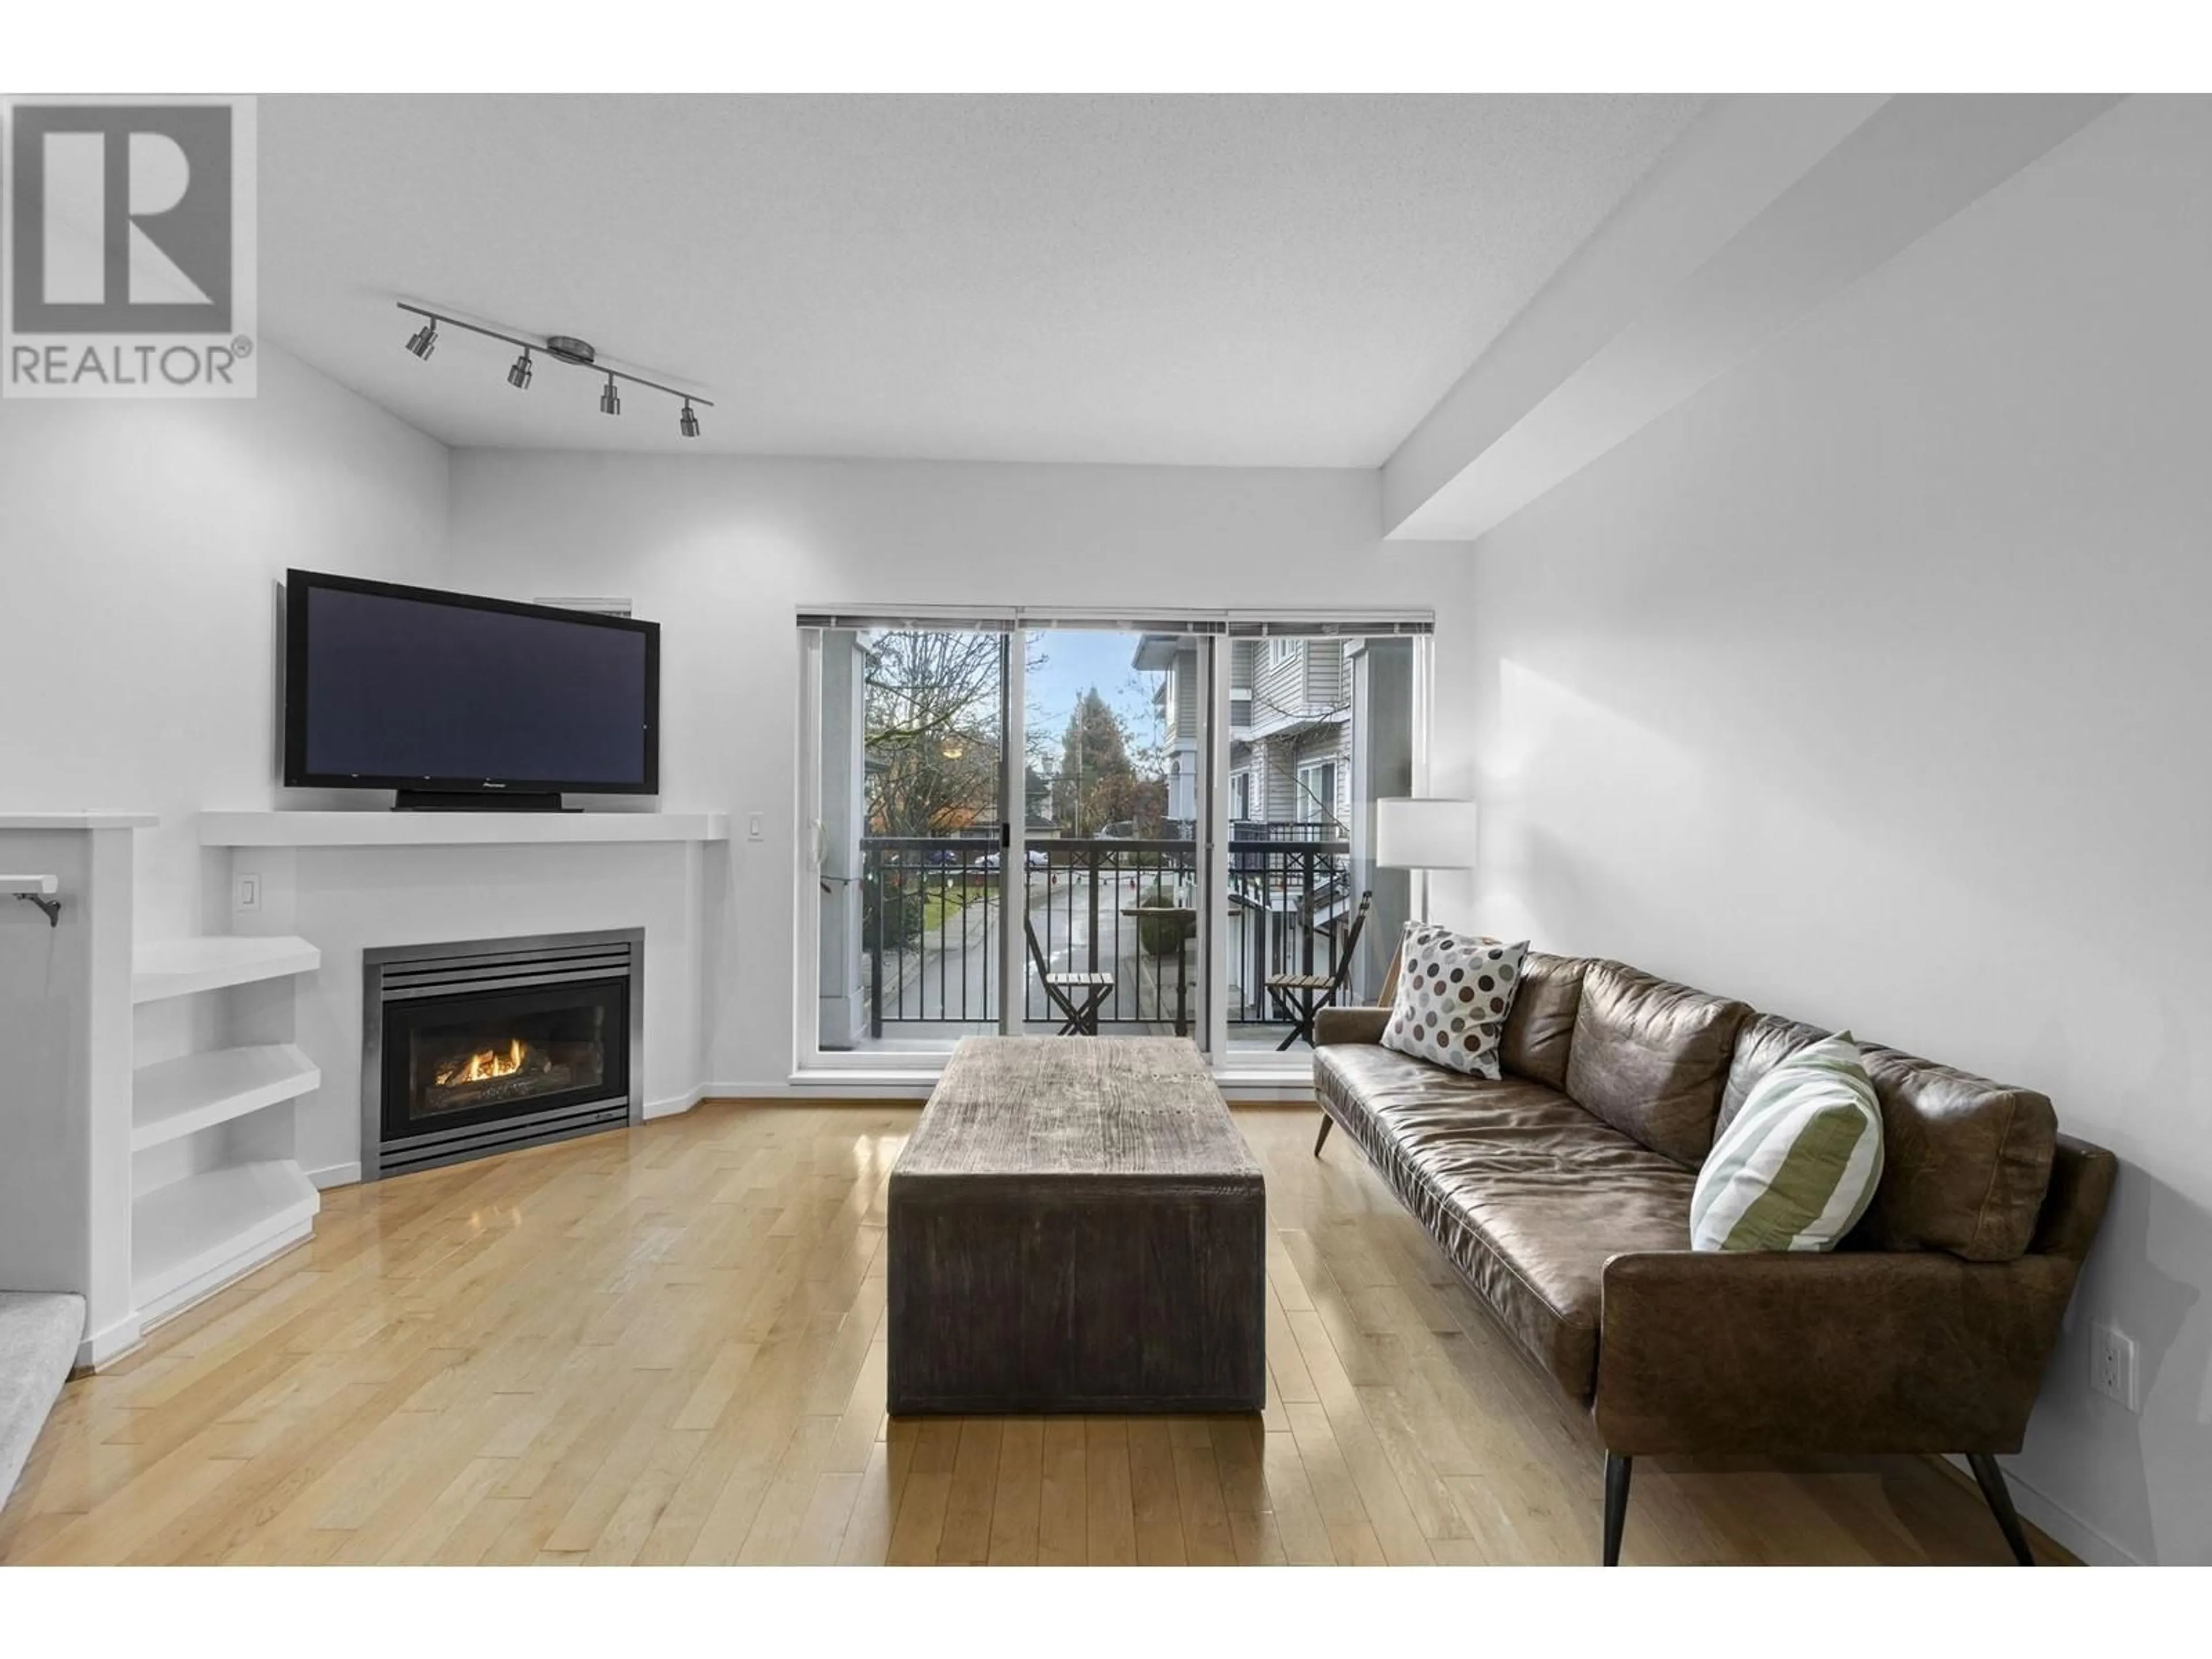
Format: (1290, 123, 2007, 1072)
(198, 810, 728, 847)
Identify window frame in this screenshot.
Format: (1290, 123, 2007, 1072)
(791, 607, 1432, 1086)
(1294, 757, 1338, 826)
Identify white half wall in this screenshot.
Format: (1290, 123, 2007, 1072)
(0, 342, 450, 941)
(443, 456, 1455, 1091)
(1433, 96, 2211, 1565)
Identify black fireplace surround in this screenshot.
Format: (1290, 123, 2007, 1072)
(362, 929, 642, 1179)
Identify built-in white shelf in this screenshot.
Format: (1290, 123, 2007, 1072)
(197, 810, 729, 847)
(132, 1160, 319, 1324)
(2, 873, 59, 896)
(131, 1044, 320, 1153)
(131, 935, 321, 1003)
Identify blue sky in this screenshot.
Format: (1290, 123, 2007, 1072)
(1023, 630, 1164, 757)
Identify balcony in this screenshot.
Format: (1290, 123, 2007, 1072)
(846, 824, 1382, 1048)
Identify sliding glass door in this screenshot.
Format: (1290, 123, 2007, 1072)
(799, 614, 1426, 1074)
(1019, 627, 1206, 1040)
(809, 624, 1011, 1057)
(1221, 630, 1419, 1066)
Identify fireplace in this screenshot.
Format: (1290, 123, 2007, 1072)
(362, 929, 641, 1179)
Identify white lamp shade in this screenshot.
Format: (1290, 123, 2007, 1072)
(1374, 797, 1477, 870)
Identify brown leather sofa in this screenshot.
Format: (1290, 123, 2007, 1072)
(1312, 952, 2115, 1566)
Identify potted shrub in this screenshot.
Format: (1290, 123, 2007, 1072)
(1136, 882, 1192, 957)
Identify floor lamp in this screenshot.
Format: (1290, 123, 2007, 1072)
(1373, 797, 1478, 1005)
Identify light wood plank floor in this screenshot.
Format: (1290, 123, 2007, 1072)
(0, 1101, 2062, 1566)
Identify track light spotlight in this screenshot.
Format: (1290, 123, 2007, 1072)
(391, 305, 711, 441)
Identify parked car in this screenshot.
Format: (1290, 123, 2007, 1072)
(971, 847, 1056, 874)
(926, 836, 998, 868)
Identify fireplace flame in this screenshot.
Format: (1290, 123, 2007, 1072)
(437, 1036, 527, 1087)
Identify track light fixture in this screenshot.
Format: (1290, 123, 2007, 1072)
(395, 303, 712, 441)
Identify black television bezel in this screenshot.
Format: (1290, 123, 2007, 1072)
(282, 568, 661, 799)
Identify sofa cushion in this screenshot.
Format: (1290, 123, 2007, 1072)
(1316, 1043, 1696, 1399)
(1381, 927, 1528, 1077)
(1718, 1011, 1830, 1137)
(1564, 961, 1751, 1168)
(1855, 1044, 2058, 1260)
(1498, 952, 1588, 1091)
(1692, 1032, 1885, 1253)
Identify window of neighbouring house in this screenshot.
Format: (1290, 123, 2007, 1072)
(1267, 637, 1300, 669)
(1229, 770, 1251, 823)
(1295, 759, 1338, 827)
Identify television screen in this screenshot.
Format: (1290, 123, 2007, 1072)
(283, 571, 658, 796)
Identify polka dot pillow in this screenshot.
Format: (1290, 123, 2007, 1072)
(1380, 926, 1531, 1078)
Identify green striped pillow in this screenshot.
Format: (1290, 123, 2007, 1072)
(1691, 1032, 1885, 1252)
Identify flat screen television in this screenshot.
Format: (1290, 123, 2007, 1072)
(283, 569, 659, 808)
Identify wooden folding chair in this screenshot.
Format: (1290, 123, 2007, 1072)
(1265, 889, 1373, 1052)
(1025, 916, 1114, 1036)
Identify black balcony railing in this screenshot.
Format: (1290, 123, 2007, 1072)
(857, 824, 1361, 1036)
(859, 834, 1002, 1033)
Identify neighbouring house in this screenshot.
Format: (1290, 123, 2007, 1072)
(1135, 632, 1416, 1007)
(1138, 634, 1360, 832)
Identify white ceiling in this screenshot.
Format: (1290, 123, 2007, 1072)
(260, 95, 1706, 466)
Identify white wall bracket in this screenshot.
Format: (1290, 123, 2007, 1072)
(4, 874, 61, 927)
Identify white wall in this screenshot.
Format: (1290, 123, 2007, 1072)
(0, 342, 450, 940)
(1432, 96, 2211, 1566)
(444, 454, 1446, 1090)
(2, 355, 1440, 1154)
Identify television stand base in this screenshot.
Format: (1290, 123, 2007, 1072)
(392, 791, 573, 813)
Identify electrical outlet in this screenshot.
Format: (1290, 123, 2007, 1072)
(747, 812, 765, 842)
(2091, 1321, 2139, 1411)
(235, 873, 261, 913)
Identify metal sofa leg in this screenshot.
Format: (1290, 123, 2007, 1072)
(1967, 1453, 2036, 1565)
(1602, 1452, 1633, 1566)
(1313, 1113, 1333, 1156)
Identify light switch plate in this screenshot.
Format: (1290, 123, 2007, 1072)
(747, 812, 765, 842)
(235, 873, 261, 912)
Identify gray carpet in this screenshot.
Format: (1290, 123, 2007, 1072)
(0, 1291, 84, 1509)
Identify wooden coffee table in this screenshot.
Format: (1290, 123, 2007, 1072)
(887, 1036, 1266, 1415)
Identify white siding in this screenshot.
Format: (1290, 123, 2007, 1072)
(1173, 645, 1199, 740)
(1252, 639, 1306, 728)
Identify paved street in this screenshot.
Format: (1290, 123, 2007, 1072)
(869, 870, 1196, 1035)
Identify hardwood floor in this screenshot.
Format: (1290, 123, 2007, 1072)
(0, 1101, 2061, 1566)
